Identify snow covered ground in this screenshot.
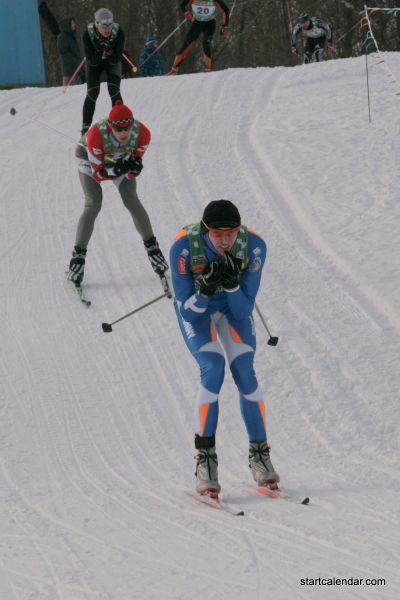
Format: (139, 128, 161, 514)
(1, 54, 399, 599)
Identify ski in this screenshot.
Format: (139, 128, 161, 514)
(254, 484, 309, 505)
(74, 283, 91, 307)
(66, 272, 91, 306)
(185, 491, 245, 516)
(159, 272, 172, 298)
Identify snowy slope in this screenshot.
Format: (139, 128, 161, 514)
(1, 55, 400, 600)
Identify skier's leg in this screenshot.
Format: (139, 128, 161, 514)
(174, 308, 224, 493)
(116, 177, 168, 273)
(214, 313, 266, 441)
(169, 21, 202, 73)
(116, 176, 153, 239)
(215, 312, 279, 485)
(106, 62, 123, 105)
(68, 171, 102, 283)
(75, 172, 102, 248)
(314, 40, 326, 62)
(202, 20, 216, 72)
(174, 308, 225, 438)
(82, 65, 101, 133)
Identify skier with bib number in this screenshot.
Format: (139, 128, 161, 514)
(68, 103, 168, 286)
(168, 1, 230, 75)
(291, 13, 334, 64)
(169, 200, 279, 498)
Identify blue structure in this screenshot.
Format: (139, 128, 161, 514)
(0, 0, 45, 86)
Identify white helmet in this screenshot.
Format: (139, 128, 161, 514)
(94, 8, 113, 27)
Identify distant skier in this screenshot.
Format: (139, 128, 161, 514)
(170, 200, 279, 498)
(168, 0, 230, 75)
(139, 36, 166, 77)
(68, 102, 168, 285)
(291, 13, 334, 64)
(81, 8, 125, 135)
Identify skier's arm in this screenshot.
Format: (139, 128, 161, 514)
(316, 18, 333, 41)
(170, 235, 211, 323)
(133, 123, 151, 159)
(86, 126, 116, 181)
(110, 27, 125, 62)
(291, 23, 301, 48)
(224, 234, 266, 320)
(180, 1, 191, 14)
(83, 28, 100, 64)
(216, 1, 230, 25)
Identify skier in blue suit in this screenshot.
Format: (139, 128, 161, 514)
(170, 199, 279, 497)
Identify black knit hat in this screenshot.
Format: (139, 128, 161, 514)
(201, 200, 241, 230)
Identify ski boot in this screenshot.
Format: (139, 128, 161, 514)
(68, 246, 87, 285)
(144, 236, 169, 275)
(194, 435, 221, 498)
(249, 441, 280, 489)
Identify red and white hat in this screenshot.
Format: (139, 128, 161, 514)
(108, 103, 134, 129)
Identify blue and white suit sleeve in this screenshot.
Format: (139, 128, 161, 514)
(224, 234, 267, 321)
(170, 236, 210, 323)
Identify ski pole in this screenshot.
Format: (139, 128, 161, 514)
(255, 303, 279, 346)
(102, 293, 168, 332)
(140, 19, 186, 68)
(9, 107, 86, 148)
(122, 52, 139, 73)
(62, 58, 86, 94)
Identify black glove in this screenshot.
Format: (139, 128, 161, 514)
(221, 252, 242, 290)
(197, 262, 222, 297)
(112, 158, 132, 177)
(127, 156, 143, 175)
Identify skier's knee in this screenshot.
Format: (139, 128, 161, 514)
(198, 352, 225, 393)
(230, 354, 257, 394)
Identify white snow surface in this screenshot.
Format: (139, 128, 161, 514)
(1, 55, 399, 600)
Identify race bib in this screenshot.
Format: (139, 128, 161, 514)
(192, 2, 217, 21)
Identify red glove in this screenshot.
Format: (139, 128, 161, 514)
(184, 11, 193, 20)
(328, 42, 335, 52)
(291, 47, 298, 55)
(220, 26, 230, 38)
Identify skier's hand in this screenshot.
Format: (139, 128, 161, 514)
(197, 262, 222, 297)
(112, 157, 132, 177)
(99, 40, 111, 51)
(127, 156, 143, 175)
(220, 26, 230, 38)
(221, 252, 242, 290)
(291, 47, 298, 55)
(184, 11, 193, 21)
(328, 42, 335, 52)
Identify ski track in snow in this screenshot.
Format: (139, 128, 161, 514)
(1, 56, 399, 599)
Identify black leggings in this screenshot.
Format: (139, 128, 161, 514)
(304, 36, 326, 63)
(82, 60, 123, 127)
(176, 20, 216, 65)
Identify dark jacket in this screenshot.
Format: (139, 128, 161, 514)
(139, 46, 166, 77)
(57, 17, 82, 77)
(83, 23, 125, 67)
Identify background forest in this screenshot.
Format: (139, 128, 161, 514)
(39, 0, 400, 85)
